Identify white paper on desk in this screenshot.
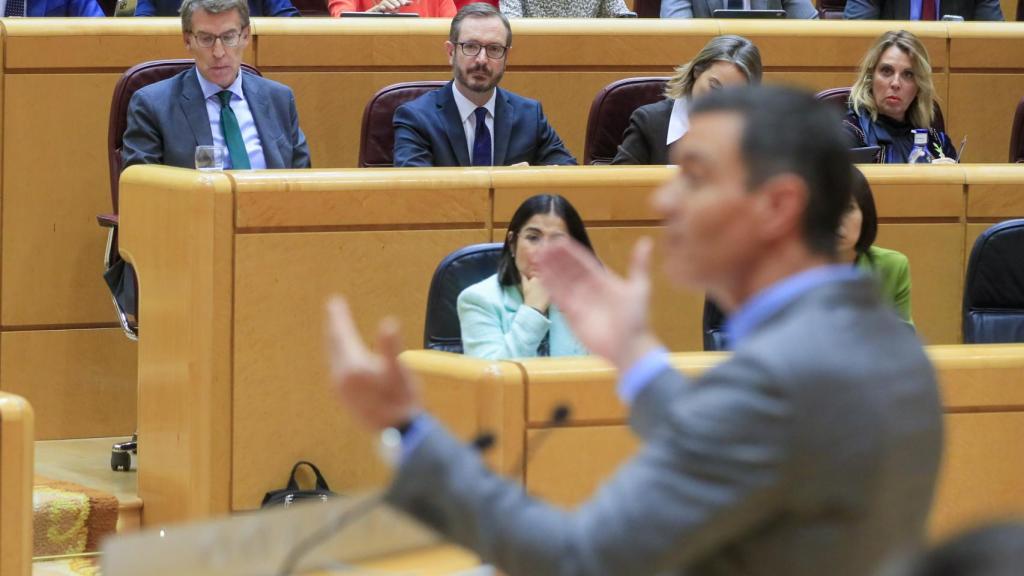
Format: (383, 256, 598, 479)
(101, 492, 449, 576)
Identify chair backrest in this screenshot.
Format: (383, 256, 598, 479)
(633, 0, 662, 17)
(423, 243, 504, 353)
(963, 219, 1024, 343)
(702, 299, 728, 351)
(584, 77, 669, 165)
(108, 60, 262, 215)
(815, 86, 946, 133)
(1010, 96, 1024, 163)
(358, 81, 447, 168)
(290, 0, 328, 15)
(817, 0, 847, 18)
(0, 393, 33, 576)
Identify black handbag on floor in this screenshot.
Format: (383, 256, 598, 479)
(261, 461, 337, 508)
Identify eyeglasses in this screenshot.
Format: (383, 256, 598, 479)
(191, 28, 247, 48)
(456, 42, 509, 60)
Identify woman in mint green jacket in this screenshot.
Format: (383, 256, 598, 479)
(838, 169, 913, 324)
(458, 195, 593, 359)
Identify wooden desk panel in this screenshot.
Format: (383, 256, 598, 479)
(717, 20, 947, 69)
(1, 72, 123, 326)
(964, 165, 1024, 218)
(931, 412, 1024, 539)
(948, 23, 1024, 70)
(265, 71, 452, 169)
(876, 224, 964, 345)
(525, 425, 638, 508)
(1, 19, 188, 69)
(231, 228, 488, 509)
(947, 74, 1024, 164)
(0, 329, 136, 440)
(0, 392, 34, 576)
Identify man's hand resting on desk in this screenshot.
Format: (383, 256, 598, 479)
(534, 237, 663, 371)
(326, 297, 421, 431)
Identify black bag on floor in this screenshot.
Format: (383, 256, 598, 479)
(261, 461, 337, 508)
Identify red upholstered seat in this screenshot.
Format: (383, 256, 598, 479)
(633, 0, 662, 17)
(358, 81, 447, 168)
(583, 76, 668, 165)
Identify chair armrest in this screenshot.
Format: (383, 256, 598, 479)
(97, 213, 119, 228)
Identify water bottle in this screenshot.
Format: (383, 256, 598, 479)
(907, 129, 932, 164)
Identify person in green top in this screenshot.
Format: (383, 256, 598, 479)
(838, 168, 913, 324)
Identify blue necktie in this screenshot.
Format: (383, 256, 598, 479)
(471, 107, 491, 167)
(5, 0, 25, 16)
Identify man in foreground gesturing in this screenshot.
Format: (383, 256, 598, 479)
(325, 86, 943, 576)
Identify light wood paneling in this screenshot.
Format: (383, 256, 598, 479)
(231, 168, 491, 228)
(404, 350, 525, 478)
(231, 228, 488, 509)
(2, 19, 207, 69)
(0, 328, 136, 440)
(525, 425, 638, 508)
(589, 226, 705, 352)
(876, 224, 964, 345)
(930, 412, 1024, 539)
(930, 344, 1024, 409)
(965, 222, 990, 263)
(0, 393, 33, 576)
(119, 166, 236, 526)
(501, 71, 675, 160)
(264, 72, 452, 169)
(948, 23, 1024, 70)
(718, 20, 947, 69)
(491, 165, 673, 223)
(947, 74, 1024, 164)
(1, 73, 122, 326)
(964, 165, 1024, 218)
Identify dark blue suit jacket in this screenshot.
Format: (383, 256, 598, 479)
(135, 0, 298, 16)
(393, 82, 576, 167)
(27, 0, 104, 16)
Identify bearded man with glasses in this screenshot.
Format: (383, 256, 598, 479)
(393, 2, 576, 167)
(123, 0, 310, 172)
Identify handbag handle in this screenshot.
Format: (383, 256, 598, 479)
(286, 461, 332, 492)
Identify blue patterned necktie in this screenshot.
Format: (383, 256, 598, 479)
(5, 0, 25, 16)
(471, 107, 491, 167)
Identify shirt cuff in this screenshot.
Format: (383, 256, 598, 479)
(399, 413, 434, 465)
(617, 347, 670, 405)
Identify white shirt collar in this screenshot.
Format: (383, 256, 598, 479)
(451, 82, 496, 123)
(196, 67, 245, 103)
(666, 97, 690, 147)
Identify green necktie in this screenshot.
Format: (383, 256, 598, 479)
(217, 90, 251, 170)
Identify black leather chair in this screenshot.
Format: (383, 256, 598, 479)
(963, 219, 1024, 343)
(703, 299, 728, 351)
(423, 243, 503, 353)
(583, 77, 669, 165)
(358, 81, 447, 168)
(815, 87, 946, 133)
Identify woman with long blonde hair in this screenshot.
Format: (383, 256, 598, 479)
(843, 30, 957, 164)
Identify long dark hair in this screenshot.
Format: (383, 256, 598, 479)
(497, 194, 594, 286)
(850, 167, 878, 259)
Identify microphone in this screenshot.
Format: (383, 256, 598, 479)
(275, 426, 499, 576)
(508, 403, 571, 481)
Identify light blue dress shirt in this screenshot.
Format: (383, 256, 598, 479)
(195, 70, 267, 170)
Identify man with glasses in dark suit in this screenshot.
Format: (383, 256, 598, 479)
(122, 0, 309, 171)
(392, 2, 576, 167)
